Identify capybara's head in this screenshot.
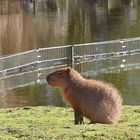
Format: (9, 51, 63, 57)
(46, 67, 71, 88)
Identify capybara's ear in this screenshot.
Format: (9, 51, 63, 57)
(66, 67, 71, 73)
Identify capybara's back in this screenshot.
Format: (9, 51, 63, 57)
(46, 67, 122, 124)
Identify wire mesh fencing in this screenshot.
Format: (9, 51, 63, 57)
(0, 37, 140, 91)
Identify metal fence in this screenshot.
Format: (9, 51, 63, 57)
(0, 37, 140, 91)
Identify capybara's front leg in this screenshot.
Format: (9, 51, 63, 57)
(74, 110, 84, 125)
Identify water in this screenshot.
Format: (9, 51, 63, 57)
(0, 0, 140, 108)
(0, 0, 140, 55)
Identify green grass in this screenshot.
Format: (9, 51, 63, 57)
(0, 106, 140, 140)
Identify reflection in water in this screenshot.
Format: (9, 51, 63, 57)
(128, 0, 137, 25)
(0, 0, 140, 55)
(0, 0, 23, 54)
(1, 84, 65, 108)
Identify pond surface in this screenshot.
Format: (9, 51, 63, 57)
(0, 0, 140, 55)
(0, 0, 140, 108)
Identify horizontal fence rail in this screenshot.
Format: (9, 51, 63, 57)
(0, 37, 140, 91)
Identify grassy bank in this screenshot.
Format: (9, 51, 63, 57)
(0, 106, 140, 140)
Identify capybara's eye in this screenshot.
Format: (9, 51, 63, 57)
(57, 71, 63, 75)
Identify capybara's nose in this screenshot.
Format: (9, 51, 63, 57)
(46, 75, 50, 82)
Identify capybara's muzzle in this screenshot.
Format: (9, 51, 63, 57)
(46, 75, 51, 83)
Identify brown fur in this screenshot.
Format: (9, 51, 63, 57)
(46, 67, 123, 124)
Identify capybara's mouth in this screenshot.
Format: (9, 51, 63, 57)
(46, 75, 50, 82)
(46, 75, 55, 86)
(47, 80, 55, 86)
(46, 76, 51, 84)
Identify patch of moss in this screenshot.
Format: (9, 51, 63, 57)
(0, 106, 139, 140)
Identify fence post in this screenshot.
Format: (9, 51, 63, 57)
(71, 45, 74, 68)
(35, 48, 41, 84)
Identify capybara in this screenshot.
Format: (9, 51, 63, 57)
(46, 67, 122, 125)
